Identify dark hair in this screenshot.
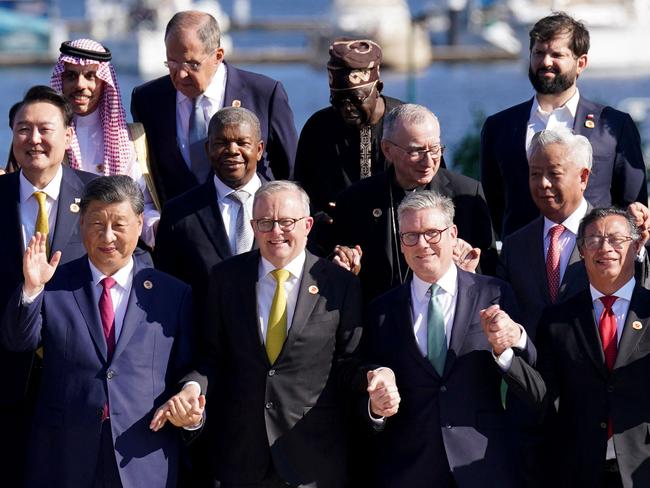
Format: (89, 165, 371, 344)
(17, 85, 74, 127)
(208, 107, 261, 141)
(80, 175, 145, 215)
(165, 11, 221, 52)
(529, 12, 590, 57)
(577, 207, 640, 247)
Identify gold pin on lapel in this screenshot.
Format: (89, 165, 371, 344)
(585, 114, 595, 129)
(633, 321, 643, 330)
(308, 285, 319, 295)
(143, 280, 153, 290)
(372, 208, 382, 218)
(232, 99, 241, 107)
(69, 203, 80, 213)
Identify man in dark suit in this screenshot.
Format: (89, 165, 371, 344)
(1, 175, 193, 487)
(131, 10, 297, 205)
(154, 106, 268, 318)
(480, 12, 646, 239)
(361, 190, 535, 487)
(499, 207, 650, 487)
(0, 86, 97, 487)
(153, 180, 364, 487)
(334, 104, 495, 304)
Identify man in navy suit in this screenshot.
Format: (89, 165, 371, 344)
(361, 190, 535, 487)
(131, 10, 297, 205)
(0, 86, 97, 487)
(1, 175, 192, 487)
(480, 12, 646, 239)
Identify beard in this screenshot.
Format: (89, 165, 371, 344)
(528, 66, 576, 95)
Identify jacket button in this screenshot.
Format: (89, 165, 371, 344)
(265, 402, 274, 409)
(444, 423, 452, 429)
(106, 370, 115, 379)
(440, 385, 447, 392)
(268, 369, 276, 377)
(600, 422, 608, 429)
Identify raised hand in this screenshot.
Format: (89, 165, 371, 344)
(453, 238, 481, 273)
(367, 367, 400, 418)
(150, 384, 206, 431)
(627, 202, 650, 246)
(23, 232, 61, 296)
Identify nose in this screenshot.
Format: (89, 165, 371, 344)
(28, 128, 42, 144)
(540, 175, 552, 189)
(103, 225, 117, 243)
(541, 53, 553, 68)
(224, 141, 240, 154)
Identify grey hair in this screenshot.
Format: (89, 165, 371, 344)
(253, 180, 310, 216)
(577, 206, 640, 246)
(527, 128, 593, 170)
(165, 11, 221, 52)
(208, 107, 262, 141)
(80, 175, 144, 215)
(383, 104, 439, 141)
(397, 190, 455, 228)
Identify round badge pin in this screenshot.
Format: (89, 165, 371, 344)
(633, 321, 643, 330)
(69, 203, 80, 213)
(143, 280, 153, 290)
(308, 285, 319, 295)
(232, 100, 241, 107)
(585, 120, 595, 129)
(372, 208, 382, 218)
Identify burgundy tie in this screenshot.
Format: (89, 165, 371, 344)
(545, 224, 565, 302)
(99, 277, 116, 422)
(599, 295, 618, 438)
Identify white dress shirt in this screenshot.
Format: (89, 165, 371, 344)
(590, 277, 635, 461)
(176, 62, 227, 167)
(526, 88, 580, 149)
(19, 165, 62, 251)
(542, 198, 588, 284)
(213, 173, 261, 253)
(257, 251, 306, 343)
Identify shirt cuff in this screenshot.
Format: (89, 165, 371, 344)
(492, 325, 528, 372)
(368, 398, 385, 426)
(21, 286, 44, 304)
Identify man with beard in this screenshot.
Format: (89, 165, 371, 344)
(480, 12, 646, 239)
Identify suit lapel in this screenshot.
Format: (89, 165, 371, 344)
(223, 63, 246, 109)
(112, 259, 150, 361)
(557, 242, 586, 302)
(238, 251, 268, 361)
(572, 97, 599, 139)
(195, 181, 233, 260)
(445, 270, 479, 376)
(71, 259, 109, 361)
(51, 167, 84, 254)
(614, 287, 650, 369)
(573, 291, 608, 378)
(529, 217, 553, 303)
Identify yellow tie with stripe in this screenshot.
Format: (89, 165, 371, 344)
(266, 269, 291, 364)
(33, 191, 50, 257)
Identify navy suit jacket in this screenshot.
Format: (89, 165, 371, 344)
(0, 256, 193, 488)
(130, 63, 297, 205)
(480, 96, 647, 238)
(361, 269, 536, 488)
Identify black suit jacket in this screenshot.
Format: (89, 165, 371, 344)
(480, 96, 647, 238)
(507, 287, 650, 487)
(362, 269, 535, 488)
(130, 62, 298, 204)
(334, 166, 496, 304)
(187, 250, 363, 487)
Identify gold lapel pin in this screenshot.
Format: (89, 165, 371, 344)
(308, 285, 319, 295)
(372, 208, 382, 218)
(232, 99, 241, 107)
(632, 321, 643, 330)
(143, 280, 153, 290)
(585, 120, 595, 129)
(69, 203, 80, 213)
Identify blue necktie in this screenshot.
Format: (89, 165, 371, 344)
(188, 95, 211, 182)
(427, 283, 447, 375)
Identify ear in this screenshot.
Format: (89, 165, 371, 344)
(576, 54, 588, 75)
(136, 213, 144, 235)
(449, 224, 458, 244)
(380, 139, 392, 160)
(579, 167, 590, 189)
(215, 47, 225, 63)
(64, 126, 74, 149)
(256, 140, 264, 161)
(304, 216, 314, 235)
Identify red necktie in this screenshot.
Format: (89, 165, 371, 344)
(99, 277, 116, 422)
(599, 295, 618, 438)
(545, 224, 565, 302)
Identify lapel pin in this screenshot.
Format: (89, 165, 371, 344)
(143, 280, 153, 290)
(585, 114, 595, 129)
(232, 99, 241, 107)
(372, 208, 382, 218)
(633, 321, 643, 330)
(69, 203, 80, 213)
(308, 285, 319, 295)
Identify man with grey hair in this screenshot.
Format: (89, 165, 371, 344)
(131, 10, 297, 205)
(153, 179, 369, 487)
(360, 189, 534, 487)
(1, 175, 193, 487)
(333, 103, 495, 304)
(496, 206, 650, 487)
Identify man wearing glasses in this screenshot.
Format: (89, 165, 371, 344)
(153, 180, 368, 487)
(131, 10, 297, 205)
(495, 207, 650, 487)
(360, 190, 532, 487)
(333, 103, 496, 304)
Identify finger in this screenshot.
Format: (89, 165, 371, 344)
(49, 250, 62, 268)
(150, 407, 168, 430)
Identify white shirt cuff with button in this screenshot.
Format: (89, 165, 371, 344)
(492, 325, 528, 371)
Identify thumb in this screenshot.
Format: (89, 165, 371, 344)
(367, 371, 384, 392)
(49, 250, 62, 268)
(198, 394, 206, 409)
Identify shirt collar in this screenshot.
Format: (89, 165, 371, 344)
(531, 87, 580, 119)
(214, 172, 262, 203)
(88, 256, 134, 290)
(260, 250, 306, 282)
(19, 164, 63, 204)
(590, 277, 636, 304)
(412, 263, 458, 301)
(543, 198, 588, 236)
(176, 61, 227, 105)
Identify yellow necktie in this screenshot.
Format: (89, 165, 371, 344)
(33, 191, 50, 257)
(266, 269, 291, 364)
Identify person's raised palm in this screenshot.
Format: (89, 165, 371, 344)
(23, 232, 61, 296)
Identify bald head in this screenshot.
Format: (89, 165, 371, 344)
(165, 10, 221, 52)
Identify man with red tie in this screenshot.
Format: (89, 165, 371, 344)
(491, 207, 650, 487)
(0, 175, 192, 487)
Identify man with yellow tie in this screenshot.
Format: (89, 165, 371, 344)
(152, 180, 365, 487)
(0, 85, 97, 487)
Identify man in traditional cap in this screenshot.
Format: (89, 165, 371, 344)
(50, 38, 160, 247)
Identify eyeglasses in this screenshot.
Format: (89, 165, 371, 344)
(580, 234, 635, 250)
(400, 227, 450, 247)
(164, 49, 216, 72)
(252, 217, 307, 233)
(329, 84, 376, 108)
(386, 140, 445, 161)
